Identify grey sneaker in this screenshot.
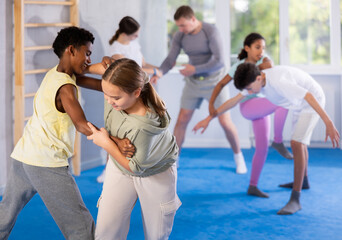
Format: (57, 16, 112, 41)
(271, 142, 293, 159)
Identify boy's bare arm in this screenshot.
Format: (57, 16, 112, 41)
(304, 92, 340, 147)
(58, 84, 93, 136)
(76, 75, 102, 91)
(304, 92, 332, 124)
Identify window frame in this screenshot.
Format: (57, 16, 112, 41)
(280, 0, 341, 74)
(217, 0, 342, 74)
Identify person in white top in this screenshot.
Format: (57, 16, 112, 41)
(108, 16, 162, 77)
(96, 16, 163, 183)
(193, 63, 340, 215)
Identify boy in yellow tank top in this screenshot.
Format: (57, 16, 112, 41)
(0, 27, 134, 239)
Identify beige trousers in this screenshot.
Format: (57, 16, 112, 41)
(95, 159, 181, 240)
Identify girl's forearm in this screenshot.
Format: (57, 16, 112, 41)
(209, 74, 232, 105)
(216, 93, 244, 116)
(104, 140, 133, 172)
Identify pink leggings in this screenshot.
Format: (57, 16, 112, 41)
(239, 97, 288, 186)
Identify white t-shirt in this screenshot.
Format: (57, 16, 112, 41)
(109, 39, 143, 67)
(242, 66, 325, 111)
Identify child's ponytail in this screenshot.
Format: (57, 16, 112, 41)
(237, 49, 248, 60)
(109, 29, 120, 45)
(140, 81, 166, 118)
(108, 16, 140, 46)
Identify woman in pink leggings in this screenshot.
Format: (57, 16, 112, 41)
(209, 33, 293, 198)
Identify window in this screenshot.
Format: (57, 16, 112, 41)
(230, 0, 279, 65)
(167, 0, 341, 72)
(289, 0, 330, 65)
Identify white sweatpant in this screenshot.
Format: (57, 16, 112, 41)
(95, 159, 181, 240)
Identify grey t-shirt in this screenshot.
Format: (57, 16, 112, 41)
(160, 22, 225, 77)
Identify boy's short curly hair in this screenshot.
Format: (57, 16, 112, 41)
(234, 62, 261, 90)
(52, 26, 94, 58)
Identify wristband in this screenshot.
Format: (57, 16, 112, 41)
(153, 68, 157, 76)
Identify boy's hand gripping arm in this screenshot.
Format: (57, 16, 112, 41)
(110, 136, 135, 158)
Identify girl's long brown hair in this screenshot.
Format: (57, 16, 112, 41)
(103, 58, 166, 117)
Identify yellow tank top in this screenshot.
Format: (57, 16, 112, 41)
(11, 65, 78, 167)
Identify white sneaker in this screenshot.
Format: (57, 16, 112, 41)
(97, 169, 106, 183)
(234, 152, 247, 174)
